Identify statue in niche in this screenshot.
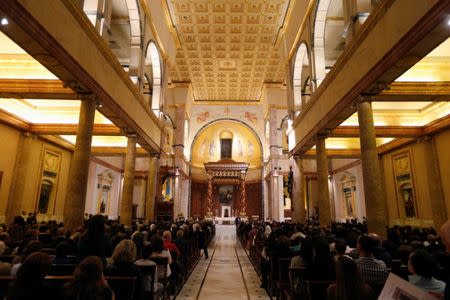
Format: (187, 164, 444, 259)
(237, 139, 243, 156)
(401, 184, 416, 218)
(248, 141, 254, 156)
(38, 180, 53, 214)
(201, 139, 208, 156)
(209, 140, 216, 158)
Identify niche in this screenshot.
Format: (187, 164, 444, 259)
(36, 149, 61, 214)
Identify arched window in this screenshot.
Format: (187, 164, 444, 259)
(144, 42, 162, 116)
(292, 43, 311, 115)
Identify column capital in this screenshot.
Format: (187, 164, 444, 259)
(123, 132, 137, 139)
(316, 130, 331, 140)
(78, 93, 97, 102)
(63, 80, 89, 94)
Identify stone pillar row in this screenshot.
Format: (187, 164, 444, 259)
(312, 96, 390, 237)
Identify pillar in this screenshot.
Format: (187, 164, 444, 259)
(316, 136, 332, 226)
(293, 157, 307, 223)
(240, 178, 247, 217)
(357, 99, 387, 236)
(422, 136, 447, 229)
(145, 155, 159, 221)
(63, 95, 96, 230)
(206, 176, 213, 217)
(119, 134, 137, 226)
(6, 133, 34, 223)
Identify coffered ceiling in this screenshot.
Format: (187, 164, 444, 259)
(164, 0, 291, 101)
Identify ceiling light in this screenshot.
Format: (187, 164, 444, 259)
(1, 18, 8, 26)
(448, 18, 450, 26)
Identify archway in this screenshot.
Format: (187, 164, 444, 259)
(292, 43, 312, 115)
(144, 42, 162, 115)
(190, 120, 263, 219)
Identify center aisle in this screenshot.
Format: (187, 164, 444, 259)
(177, 225, 270, 300)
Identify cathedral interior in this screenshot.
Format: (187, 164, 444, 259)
(0, 0, 448, 235)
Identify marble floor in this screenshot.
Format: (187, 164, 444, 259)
(176, 225, 270, 300)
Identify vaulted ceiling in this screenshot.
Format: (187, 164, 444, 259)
(164, 0, 291, 101)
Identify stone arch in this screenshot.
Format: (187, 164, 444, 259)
(292, 42, 312, 115)
(190, 118, 263, 168)
(143, 41, 162, 115)
(313, 0, 349, 88)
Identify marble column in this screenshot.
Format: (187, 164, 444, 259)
(316, 136, 332, 226)
(422, 137, 447, 229)
(145, 155, 159, 221)
(293, 157, 307, 224)
(119, 134, 137, 226)
(63, 96, 96, 230)
(240, 179, 247, 217)
(357, 99, 387, 237)
(6, 133, 34, 223)
(206, 176, 213, 217)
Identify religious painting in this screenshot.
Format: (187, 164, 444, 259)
(339, 173, 357, 218)
(392, 150, 418, 218)
(196, 111, 209, 123)
(244, 112, 257, 123)
(220, 138, 232, 159)
(161, 175, 174, 202)
(218, 185, 233, 204)
(36, 149, 61, 214)
(97, 171, 114, 214)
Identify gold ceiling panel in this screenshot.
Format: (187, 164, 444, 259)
(165, 0, 290, 101)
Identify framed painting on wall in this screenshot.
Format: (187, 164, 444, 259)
(35, 148, 62, 215)
(392, 150, 418, 219)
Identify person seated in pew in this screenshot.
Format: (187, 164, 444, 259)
(53, 241, 75, 265)
(10, 240, 43, 275)
(355, 235, 388, 287)
(78, 214, 112, 266)
(134, 244, 163, 295)
(327, 256, 375, 300)
(162, 231, 180, 260)
(64, 256, 114, 300)
(408, 249, 446, 297)
(306, 236, 336, 281)
(150, 235, 172, 280)
(7, 252, 59, 300)
(104, 239, 144, 300)
(394, 244, 413, 280)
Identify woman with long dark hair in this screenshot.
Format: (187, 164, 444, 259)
(7, 252, 56, 300)
(65, 256, 114, 300)
(77, 214, 112, 265)
(327, 256, 374, 300)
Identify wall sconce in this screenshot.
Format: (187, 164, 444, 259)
(175, 166, 180, 176)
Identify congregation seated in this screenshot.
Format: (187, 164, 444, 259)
(7, 252, 59, 300)
(0, 213, 215, 300)
(64, 256, 114, 300)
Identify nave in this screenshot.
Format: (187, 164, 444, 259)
(178, 225, 269, 300)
